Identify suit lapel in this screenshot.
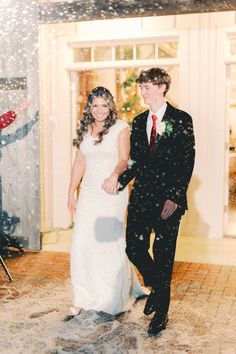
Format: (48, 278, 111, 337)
(161, 101, 175, 123)
(155, 102, 174, 147)
(139, 111, 149, 150)
(139, 103, 175, 152)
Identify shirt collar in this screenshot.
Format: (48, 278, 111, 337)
(149, 101, 167, 121)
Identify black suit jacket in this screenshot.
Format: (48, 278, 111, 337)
(119, 102, 195, 212)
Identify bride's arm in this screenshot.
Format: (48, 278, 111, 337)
(68, 149, 85, 213)
(102, 127, 130, 194)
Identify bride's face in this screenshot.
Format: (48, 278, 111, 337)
(91, 96, 110, 123)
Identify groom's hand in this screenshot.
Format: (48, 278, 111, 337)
(161, 199, 177, 220)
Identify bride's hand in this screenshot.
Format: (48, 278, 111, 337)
(102, 175, 118, 194)
(68, 194, 76, 214)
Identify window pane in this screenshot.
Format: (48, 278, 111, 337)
(115, 45, 133, 60)
(94, 46, 112, 61)
(158, 42, 178, 58)
(136, 44, 155, 60)
(230, 39, 236, 56)
(74, 48, 91, 62)
(162, 66, 179, 107)
(116, 68, 142, 123)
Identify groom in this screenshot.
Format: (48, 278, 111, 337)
(118, 67, 195, 335)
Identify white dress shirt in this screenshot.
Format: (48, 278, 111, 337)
(146, 102, 167, 143)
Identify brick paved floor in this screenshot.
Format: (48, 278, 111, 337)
(0, 251, 236, 294)
(0, 251, 70, 297)
(172, 262, 236, 319)
(1, 251, 236, 322)
(0, 251, 236, 353)
(1, 251, 235, 302)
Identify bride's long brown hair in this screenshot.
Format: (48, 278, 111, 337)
(73, 86, 117, 148)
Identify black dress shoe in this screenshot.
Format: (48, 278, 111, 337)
(148, 313, 169, 336)
(143, 290, 156, 315)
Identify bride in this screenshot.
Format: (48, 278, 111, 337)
(67, 86, 148, 319)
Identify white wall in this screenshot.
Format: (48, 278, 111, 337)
(39, 12, 236, 237)
(39, 23, 76, 231)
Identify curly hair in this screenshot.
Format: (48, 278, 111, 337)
(73, 86, 117, 148)
(136, 67, 171, 96)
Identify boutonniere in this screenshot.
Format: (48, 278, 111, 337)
(158, 121, 173, 136)
(164, 121, 173, 136)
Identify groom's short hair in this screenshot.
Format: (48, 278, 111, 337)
(136, 67, 171, 96)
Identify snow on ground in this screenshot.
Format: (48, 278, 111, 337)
(0, 279, 235, 354)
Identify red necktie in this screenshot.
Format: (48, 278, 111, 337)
(150, 114, 157, 153)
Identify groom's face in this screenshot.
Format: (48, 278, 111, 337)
(139, 82, 166, 107)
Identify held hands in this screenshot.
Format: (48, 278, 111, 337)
(161, 199, 177, 220)
(102, 174, 119, 194)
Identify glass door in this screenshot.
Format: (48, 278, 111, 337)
(75, 66, 179, 125)
(224, 63, 236, 237)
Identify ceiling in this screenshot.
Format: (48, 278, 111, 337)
(39, 0, 236, 23)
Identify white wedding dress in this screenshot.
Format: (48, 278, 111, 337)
(70, 119, 148, 315)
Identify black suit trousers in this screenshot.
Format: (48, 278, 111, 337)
(125, 204, 182, 316)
